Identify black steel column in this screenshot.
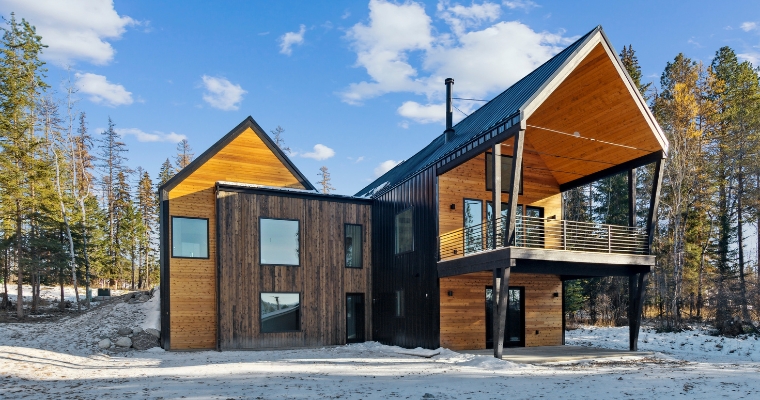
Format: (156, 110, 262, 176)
(646, 159, 664, 253)
(494, 263, 512, 358)
(628, 273, 639, 351)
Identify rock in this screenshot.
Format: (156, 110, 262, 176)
(131, 331, 159, 350)
(145, 328, 161, 339)
(98, 339, 112, 349)
(132, 327, 143, 334)
(423, 394, 436, 399)
(115, 337, 132, 347)
(117, 327, 132, 336)
(139, 295, 151, 302)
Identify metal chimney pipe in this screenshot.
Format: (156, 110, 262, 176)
(444, 78, 455, 143)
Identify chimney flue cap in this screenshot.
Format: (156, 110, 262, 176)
(445, 78, 454, 85)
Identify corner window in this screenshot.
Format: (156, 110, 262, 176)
(345, 224, 363, 268)
(485, 153, 523, 193)
(260, 218, 300, 266)
(394, 290, 405, 317)
(395, 208, 414, 254)
(260, 292, 300, 333)
(171, 217, 209, 258)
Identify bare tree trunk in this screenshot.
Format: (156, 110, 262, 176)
(737, 173, 752, 325)
(16, 200, 23, 319)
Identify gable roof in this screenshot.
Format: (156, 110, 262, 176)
(355, 25, 667, 198)
(160, 116, 316, 193)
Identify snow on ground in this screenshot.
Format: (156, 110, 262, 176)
(6, 285, 131, 309)
(1, 309, 760, 399)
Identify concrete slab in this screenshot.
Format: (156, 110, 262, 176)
(461, 346, 654, 364)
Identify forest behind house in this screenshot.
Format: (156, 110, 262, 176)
(1, 14, 760, 336)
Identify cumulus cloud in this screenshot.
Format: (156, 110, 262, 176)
(374, 159, 400, 177)
(0, 0, 136, 65)
(740, 22, 757, 32)
(301, 144, 335, 160)
(116, 128, 186, 143)
(75, 73, 133, 106)
(279, 24, 306, 55)
(201, 75, 246, 111)
(341, 0, 573, 124)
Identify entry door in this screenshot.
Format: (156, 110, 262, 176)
(346, 293, 365, 343)
(485, 286, 525, 348)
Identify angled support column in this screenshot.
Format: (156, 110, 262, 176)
(630, 271, 650, 351)
(494, 262, 512, 358)
(492, 143, 501, 248)
(646, 158, 664, 253)
(504, 129, 525, 246)
(628, 168, 637, 228)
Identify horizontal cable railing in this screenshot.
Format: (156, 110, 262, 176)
(438, 215, 648, 260)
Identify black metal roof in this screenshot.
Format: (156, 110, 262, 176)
(354, 26, 601, 198)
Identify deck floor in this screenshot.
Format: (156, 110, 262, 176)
(462, 345, 654, 364)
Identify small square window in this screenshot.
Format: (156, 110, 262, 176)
(260, 218, 300, 266)
(171, 217, 208, 258)
(260, 292, 300, 333)
(395, 208, 414, 254)
(345, 224, 363, 268)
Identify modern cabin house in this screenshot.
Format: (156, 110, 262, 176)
(159, 26, 668, 358)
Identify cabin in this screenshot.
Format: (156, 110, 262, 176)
(159, 25, 668, 358)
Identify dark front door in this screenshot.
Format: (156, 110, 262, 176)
(346, 293, 365, 343)
(485, 286, 525, 348)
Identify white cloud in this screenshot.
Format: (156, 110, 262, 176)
(0, 0, 136, 65)
(201, 75, 246, 111)
(503, 0, 539, 11)
(116, 128, 186, 143)
(374, 159, 400, 177)
(301, 144, 335, 160)
(75, 72, 133, 106)
(740, 22, 757, 32)
(279, 24, 306, 55)
(738, 52, 760, 65)
(341, 0, 574, 122)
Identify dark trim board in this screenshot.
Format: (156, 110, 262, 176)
(159, 189, 171, 350)
(216, 183, 372, 204)
(436, 121, 522, 176)
(558, 151, 664, 192)
(159, 116, 317, 193)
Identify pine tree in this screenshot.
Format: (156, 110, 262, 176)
(317, 166, 335, 194)
(271, 125, 291, 154)
(158, 158, 174, 187)
(112, 171, 132, 287)
(175, 139, 194, 170)
(0, 13, 48, 317)
(136, 170, 156, 289)
(74, 112, 96, 301)
(97, 118, 128, 286)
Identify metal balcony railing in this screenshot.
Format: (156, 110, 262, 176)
(438, 215, 648, 260)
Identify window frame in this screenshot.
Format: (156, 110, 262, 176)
(344, 223, 363, 269)
(259, 291, 302, 333)
(259, 217, 301, 267)
(170, 216, 210, 259)
(394, 207, 415, 255)
(484, 152, 524, 194)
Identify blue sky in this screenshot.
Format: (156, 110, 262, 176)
(1, 0, 759, 195)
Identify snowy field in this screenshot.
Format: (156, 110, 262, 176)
(1, 296, 759, 399)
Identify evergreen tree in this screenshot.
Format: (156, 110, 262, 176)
(318, 166, 335, 194)
(271, 125, 291, 154)
(175, 139, 194, 170)
(158, 158, 174, 187)
(97, 118, 128, 284)
(136, 170, 156, 289)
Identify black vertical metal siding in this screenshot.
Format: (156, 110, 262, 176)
(372, 166, 440, 349)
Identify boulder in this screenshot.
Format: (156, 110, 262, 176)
(115, 337, 132, 347)
(145, 328, 161, 339)
(139, 295, 151, 302)
(131, 331, 159, 350)
(132, 327, 143, 334)
(117, 327, 132, 336)
(98, 339, 112, 349)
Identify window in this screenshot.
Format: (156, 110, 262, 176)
(260, 218, 299, 266)
(395, 208, 414, 254)
(260, 292, 300, 333)
(394, 290, 405, 317)
(171, 217, 208, 258)
(464, 199, 483, 254)
(485, 153, 523, 193)
(345, 224, 363, 268)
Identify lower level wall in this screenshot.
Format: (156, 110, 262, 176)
(439, 272, 562, 350)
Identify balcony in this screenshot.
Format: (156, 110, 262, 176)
(439, 215, 649, 261)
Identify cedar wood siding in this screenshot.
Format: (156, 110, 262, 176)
(216, 188, 372, 349)
(371, 166, 440, 349)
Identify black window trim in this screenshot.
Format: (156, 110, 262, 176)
(259, 217, 301, 267)
(259, 291, 303, 333)
(394, 206, 415, 255)
(344, 223, 364, 269)
(170, 215, 210, 259)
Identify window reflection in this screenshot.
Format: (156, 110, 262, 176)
(260, 292, 300, 332)
(260, 219, 299, 265)
(172, 217, 208, 258)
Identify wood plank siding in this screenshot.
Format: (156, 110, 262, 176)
(439, 272, 562, 350)
(166, 127, 308, 350)
(216, 189, 372, 349)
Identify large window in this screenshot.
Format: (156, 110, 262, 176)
(171, 217, 209, 258)
(464, 199, 483, 254)
(260, 292, 300, 333)
(260, 218, 300, 266)
(345, 224, 363, 268)
(485, 153, 523, 193)
(395, 208, 414, 254)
